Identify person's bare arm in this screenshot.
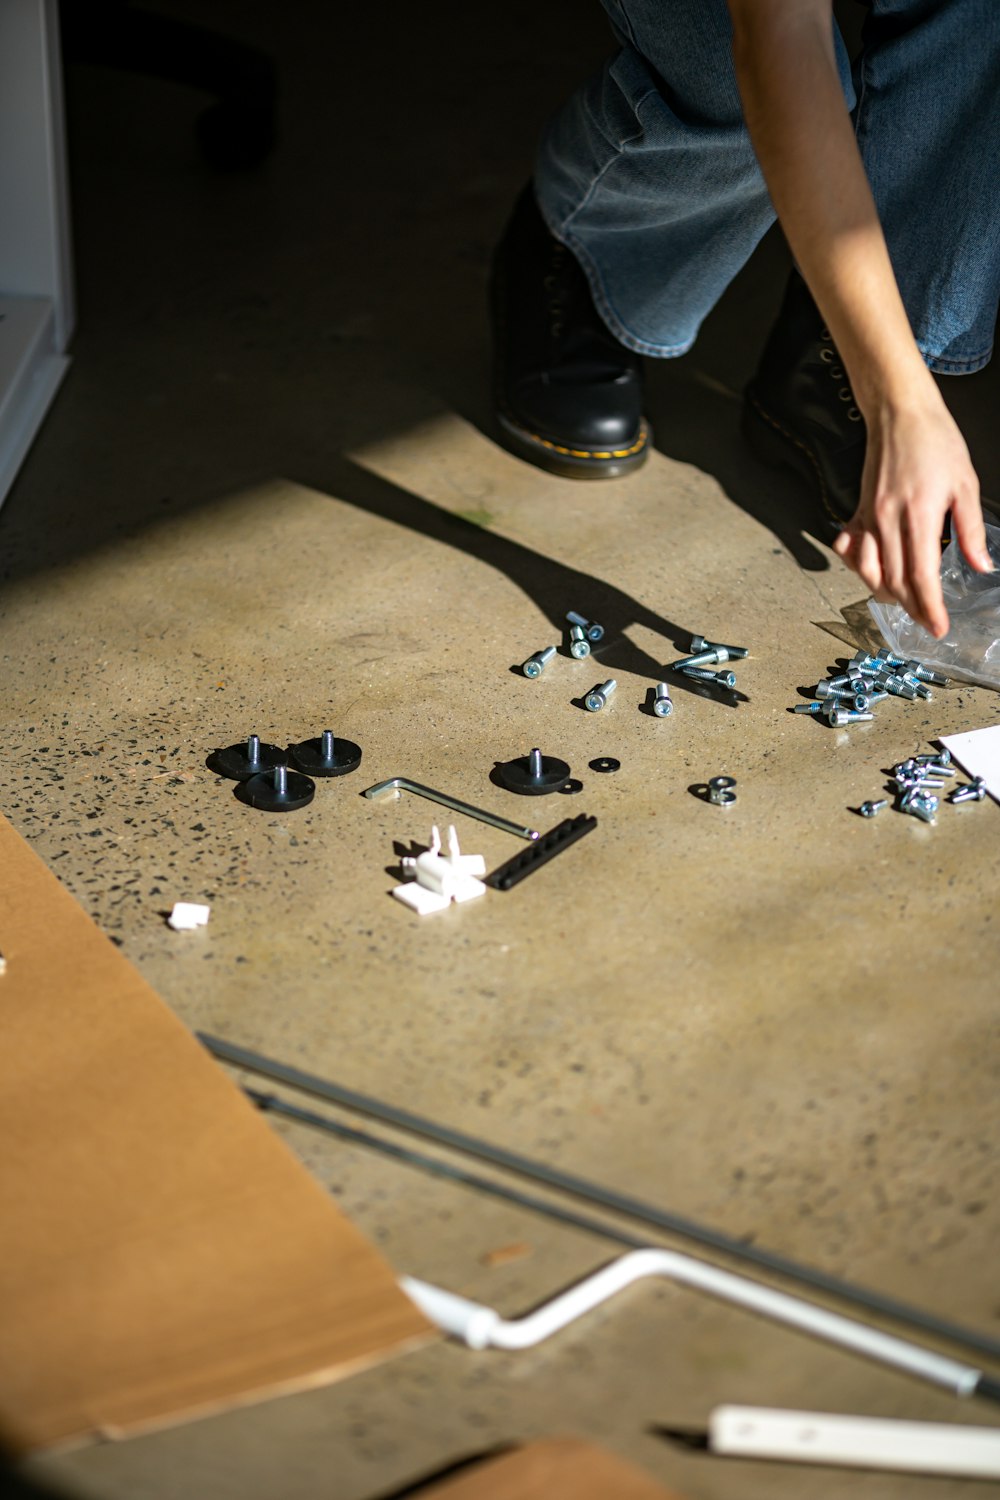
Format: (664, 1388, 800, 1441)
(728, 0, 991, 636)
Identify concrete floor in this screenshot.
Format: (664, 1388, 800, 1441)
(4, 3, 1000, 1497)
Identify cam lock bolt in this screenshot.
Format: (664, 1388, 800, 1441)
(652, 682, 673, 717)
(860, 799, 889, 818)
(289, 729, 362, 778)
(568, 625, 591, 659)
(240, 761, 316, 812)
(522, 646, 557, 679)
(681, 665, 737, 689)
(566, 611, 604, 643)
(585, 679, 617, 712)
(950, 777, 987, 804)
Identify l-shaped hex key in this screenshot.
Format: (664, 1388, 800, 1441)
(362, 776, 540, 841)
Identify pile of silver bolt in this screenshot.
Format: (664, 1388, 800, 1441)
(861, 748, 988, 825)
(793, 647, 949, 728)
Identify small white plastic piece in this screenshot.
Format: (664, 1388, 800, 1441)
(709, 1407, 1000, 1479)
(167, 901, 211, 931)
(392, 826, 487, 915)
(0, 952, 7, 976)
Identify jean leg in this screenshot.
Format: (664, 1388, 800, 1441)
(534, 0, 854, 356)
(854, 0, 1000, 372)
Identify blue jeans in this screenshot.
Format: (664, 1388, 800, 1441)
(533, 0, 1000, 373)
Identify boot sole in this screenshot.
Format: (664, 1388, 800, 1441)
(495, 407, 651, 481)
(741, 393, 849, 527)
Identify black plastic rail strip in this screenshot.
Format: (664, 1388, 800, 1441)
(484, 814, 597, 890)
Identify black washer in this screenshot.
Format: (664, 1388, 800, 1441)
(559, 778, 584, 794)
(589, 756, 621, 774)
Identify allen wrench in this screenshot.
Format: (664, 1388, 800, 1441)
(362, 776, 540, 841)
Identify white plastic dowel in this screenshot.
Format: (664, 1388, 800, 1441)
(710, 1406, 1000, 1478)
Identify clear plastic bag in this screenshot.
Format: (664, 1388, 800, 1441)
(868, 522, 1000, 690)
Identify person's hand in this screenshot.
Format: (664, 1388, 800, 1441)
(831, 395, 991, 638)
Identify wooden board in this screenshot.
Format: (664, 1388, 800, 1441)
(0, 812, 432, 1453)
(406, 1437, 688, 1499)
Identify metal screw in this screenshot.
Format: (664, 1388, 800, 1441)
(568, 625, 591, 659)
(670, 647, 731, 670)
(815, 681, 858, 701)
(522, 646, 557, 678)
(859, 799, 889, 818)
(708, 775, 737, 807)
(690, 636, 749, 659)
(566, 611, 604, 643)
(904, 658, 950, 686)
(915, 749, 952, 768)
(652, 682, 673, 717)
(584, 679, 617, 712)
(949, 777, 987, 804)
(826, 707, 874, 726)
(792, 701, 825, 714)
(883, 675, 918, 700)
(681, 665, 737, 688)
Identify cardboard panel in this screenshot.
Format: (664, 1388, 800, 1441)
(0, 813, 432, 1453)
(405, 1437, 688, 1499)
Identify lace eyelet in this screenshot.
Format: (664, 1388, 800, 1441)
(820, 327, 831, 341)
(830, 365, 844, 379)
(819, 348, 834, 363)
(839, 387, 853, 401)
(847, 407, 862, 421)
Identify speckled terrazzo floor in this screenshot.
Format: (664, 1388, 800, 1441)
(4, 4, 1000, 1499)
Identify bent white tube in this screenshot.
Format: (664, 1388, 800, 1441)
(710, 1406, 1000, 1478)
(401, 1248, 982, 1397)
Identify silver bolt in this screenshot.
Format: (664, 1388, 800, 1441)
(815, 681, 857, 701)
(690, 636, 749, 659)
(949, 777, 987, 804)
(566, 611, 604, 642)
(681, 665, 737, 688)
(853, 693, 871, 712)
(915, 749, 952, 768)
(883, 675, 918, 699)
(273, 763, 288, 796)
(522, 646, 557, 678)
(708, 775, 737, 807)
(792, 701, 825, 714)
(826, 707, 874, 726)
(670, 647, 731, 670)
(859, 799, 889, 818)
(653, 682, 673, 717)
(904, 658, 950, 686)
(568, 625, 591, 659)
(585, 678, 617, 712)
(246, 733, 262, 767)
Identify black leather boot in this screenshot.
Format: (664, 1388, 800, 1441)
(742, 270, 867, 524)
(490, 186, 650, 479)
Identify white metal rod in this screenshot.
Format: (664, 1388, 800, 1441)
(401, 1249, 982, 1397)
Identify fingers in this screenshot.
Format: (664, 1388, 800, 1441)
(834, 511, 949, 638)
(951, 483, 993, 574)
